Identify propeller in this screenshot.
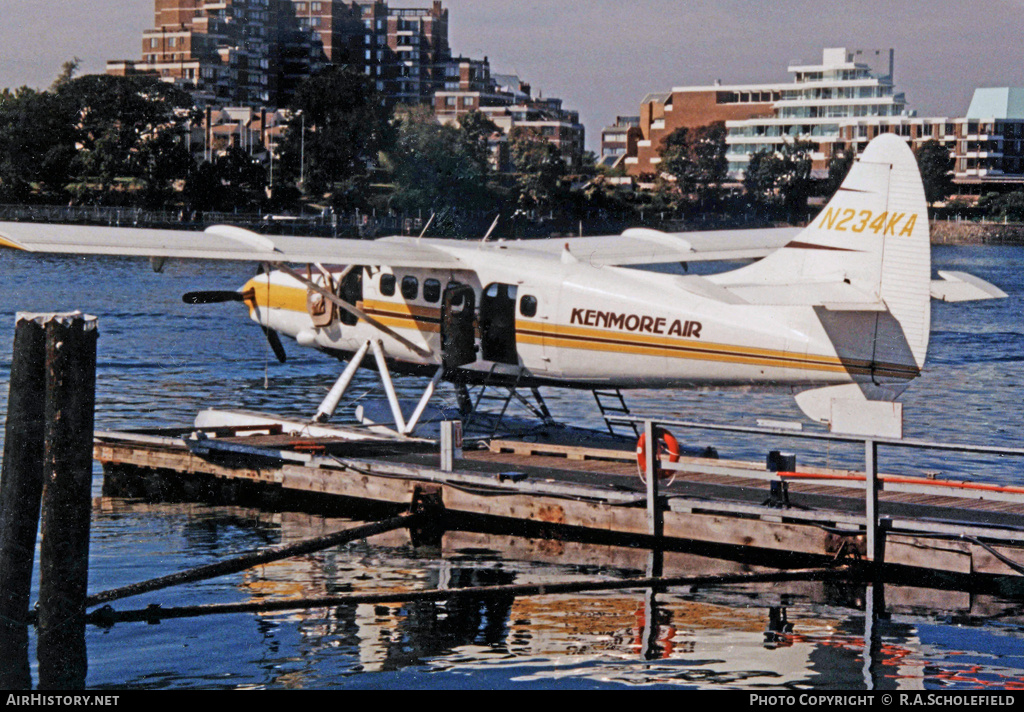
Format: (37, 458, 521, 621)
(261, 326, 287, 364)
(183, 288, 285, 362)
(182, 290, 247, 304)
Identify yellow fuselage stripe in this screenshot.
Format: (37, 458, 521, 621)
(242, 282, 917, 379)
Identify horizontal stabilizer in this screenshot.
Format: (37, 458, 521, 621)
(930, 271, 1008, 302)
(795, 383, 903, 439)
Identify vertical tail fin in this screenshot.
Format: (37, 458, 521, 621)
(718, 134, 932, 371)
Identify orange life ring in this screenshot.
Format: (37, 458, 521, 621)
(636, 429, 681, 479)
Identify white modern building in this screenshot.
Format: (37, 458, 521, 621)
(725, 48, 908, 177)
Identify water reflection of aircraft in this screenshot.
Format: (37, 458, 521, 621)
(0, 136, 1005, 436)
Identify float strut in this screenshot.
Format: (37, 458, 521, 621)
(315, 340, 371, 423)
(403, 367, 444, 435)
(371, 339, 407, 433)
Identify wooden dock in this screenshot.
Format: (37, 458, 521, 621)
(93, 415, 1024, 584)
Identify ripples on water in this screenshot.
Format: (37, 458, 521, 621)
(1, 246, 1023, 689)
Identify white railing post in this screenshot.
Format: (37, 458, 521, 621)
(644, 420, 661, 538)
(865, 439, 879, 562)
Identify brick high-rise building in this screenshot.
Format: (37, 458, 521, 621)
(356, 1, 450, 107)
(109, 1, 452, 109)
(433, 66, 587, 169)
(108, 0, 332, 107)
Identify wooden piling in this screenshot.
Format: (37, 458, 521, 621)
(36, 313, 98, 690)
(0, 315, 47, 690)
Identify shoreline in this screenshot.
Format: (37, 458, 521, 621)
(930, 220, 1024, 245)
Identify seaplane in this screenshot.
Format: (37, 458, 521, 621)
(0, 135, 1006, 441)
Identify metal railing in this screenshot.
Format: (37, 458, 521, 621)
(618, 415, 1024, 562)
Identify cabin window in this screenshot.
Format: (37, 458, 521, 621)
(379, 273, 396, 297)
(423, 278, 441, 303)
(519, 295, 538, 318)
(401, 276, 419, 300)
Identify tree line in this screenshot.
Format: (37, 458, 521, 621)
(0, 62, 961, 235)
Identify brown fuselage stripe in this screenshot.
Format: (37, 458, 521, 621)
(783, 241, 861, 252)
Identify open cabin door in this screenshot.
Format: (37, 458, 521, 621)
(338, 267, 362, 326)
(306, 266, 363, 327)
(479, 283, 519, 365)
(441, 282, 477, 370)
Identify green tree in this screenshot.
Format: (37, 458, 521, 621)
(386, 108, 494, 219)
(183, 148, 271, 213)
(660, 122, 728, 205)
(916, 139, 953, 206)
(458, 110, 501, 173)
(823, 148, 854, 197)
(57, 74, 198, 203)
(50, 57, 81, 92)
(508, 127, 568, 213)
(279, 67, 394, 205)
(978, 190, 1024, 222)
(743, 139, 814, 222)
(0, 87, 77, 201)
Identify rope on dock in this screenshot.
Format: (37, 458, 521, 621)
(87, 566, 854, 626)
(83, 512, 424, 609)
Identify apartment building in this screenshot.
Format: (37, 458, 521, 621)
(624, 48, 910, 179)
(434, 68, 586, 169)
(624, 85, 782, 177)
(357, 1, 450, 106)
(726, 48, 906, 177)
(949, 88, 1024, 184)
(109, 1, 451, 108)
(202, 106, 290, 160)
(433, 57, 505, 118)
(599, 116, 640, 168)
(110, 1, 584, 169)
(107, 0, 345, 107)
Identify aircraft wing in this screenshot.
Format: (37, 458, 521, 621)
(0, 222, 463, 269)
(494, 227, 801, 266)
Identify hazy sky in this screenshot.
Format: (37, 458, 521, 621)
(4, 0, 1024, 149)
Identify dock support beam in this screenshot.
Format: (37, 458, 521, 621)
(440, 421, 463, 472)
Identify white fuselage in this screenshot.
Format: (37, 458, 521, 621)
(242, 242, 915, 391)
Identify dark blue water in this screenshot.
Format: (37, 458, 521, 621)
(1, 245, 1023, 690)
